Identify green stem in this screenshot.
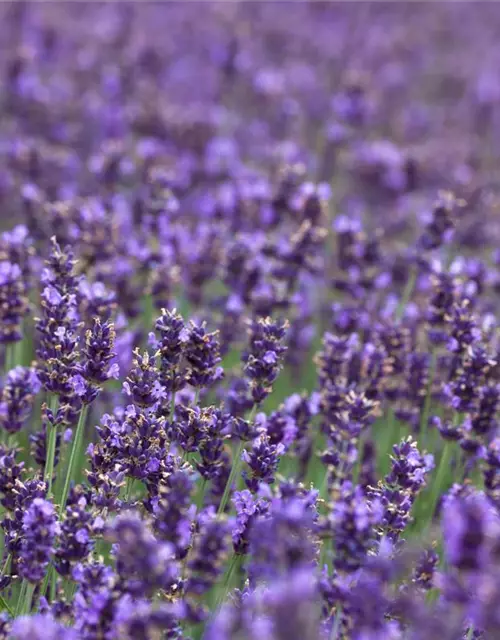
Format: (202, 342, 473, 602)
(429, 440, 453, 522)
(169, 388, 176, 423)
(193, 388, 200, 408)
(5, 342, 16, 373)
(15, 580, 27, 617)
(216, 405, 257, 516)
(215, 554, 242, 610)
(23, 582, 36, 615)
(0, 593, 13, 617)
(196, 479, 207, 510)
(44, 395, 60, 497)
(124, 477, 135, 503)
(419, 349, 437, 446)
(330, 606, 343, 640)
(59, 406, 88, 513)
(217, 441, 244, 516)
(396, 266, 417, 321)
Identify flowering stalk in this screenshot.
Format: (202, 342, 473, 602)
(419, 349, 438, 446)
(59, 406, 88, 513)
(217, 440, 245, 516)
(44, 396, 59, 496)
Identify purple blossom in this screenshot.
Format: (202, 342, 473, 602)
(19, 498, 59, 583)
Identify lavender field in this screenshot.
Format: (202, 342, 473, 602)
(2, 2, 500, 638)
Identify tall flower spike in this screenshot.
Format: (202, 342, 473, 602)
(0, 260, 29, 345)
(329, 482, 383, 572)
(0, 366, 40, 435)
(242, 316, 288, 405)
(154, 308, 188, 393)
(123, 350, 165, 408)
(108, 512, 179, 598)
(72, 318, 118, 404)
(184, 321, 223, 390)
(19, 498, 59, 583)
(35, 238, 81, 398)
(185, 511, 231, 606)
(242, 433, 284, 492)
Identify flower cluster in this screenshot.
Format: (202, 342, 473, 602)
(1, 4, 500, 639)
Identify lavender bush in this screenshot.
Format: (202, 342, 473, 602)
(2, 2, 500, 638)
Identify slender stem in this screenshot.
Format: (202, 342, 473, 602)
(466, 625, 475, 640)
(429, 440, 453, 522)
(0, 593, 13, 617)
(4, 342, 15, 373)
(15, 580, 27, 617)
(215, 554, 241, 610)
(124, 477, 135, 503)
(193, 388, 200, 407)
(419, 349, 437, 446)
(23, 582, 36, 615)
(217, 441, 244, 516)
(44, 395, 60, 497)
(217, 406, 256, 516)
(1, 554, 11, 576)
(59, 406, 88, 513)
(169, 387, 177, 423)
(330, 607, 343, 640)
(396, 266, 417, 321)
(196, 479, 207, 510)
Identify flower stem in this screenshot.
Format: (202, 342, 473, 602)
(419, 349, 437, 446)
(15, 580, 27, 617)
(59, 406, 88, 513)
(429, 440, 452, 522)
(396, 265, 417, 321)
(217, 441, 244, 516)
(215, 554, 242, 610)
(44, 395, 59, 497)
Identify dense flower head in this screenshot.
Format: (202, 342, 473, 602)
(55, 493, 95, 577)
(185, 510, 232, 618)
(418, 191, 463, 251)
(329, 482, 383, 572)
(35, 238, 81, 398)
(108, 512, 179, 598)
(0, 260, 29, 344)
(242, 316, 288, 404)
(73, 318, 118, 404)
(19, 497, 59, 583)
(0, 366, 40, 434)
(184, 321, 223, 389)
(442, 490, 500, 572)
(123, 350, 165, 408)
(153, 308, 188, 392)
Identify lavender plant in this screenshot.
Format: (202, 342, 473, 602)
(1, 3, 500, 639)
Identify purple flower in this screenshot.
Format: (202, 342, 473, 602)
(72, 318, 118, 404)
(123, 350, 165, 408)
(0, 260, 29, 344)
(232, 490, 268, 554)
(108, 512, 179, 598)
(242, 434, 285, 492)
(185, 510, 232, 605)
(55, 494, 95, 577)
(330, 482, 383, 572)
(19, 498, 59, 583)
(242, 317, 288, 404)
(184, 321, 223, 389)
(442, 490, 500, 572)
(0, 366, 40, 435)
(154, 308, 188, 394)
(11, 614, 77, 640)
(152, 469, 195, 559)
